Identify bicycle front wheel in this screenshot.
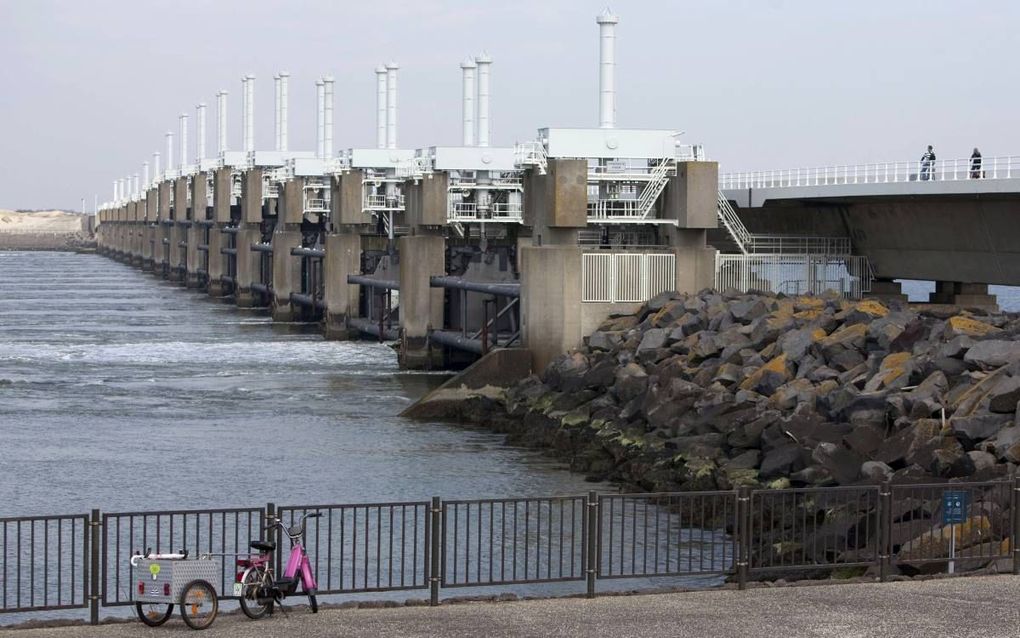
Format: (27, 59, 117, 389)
(238, 567, 273, 620)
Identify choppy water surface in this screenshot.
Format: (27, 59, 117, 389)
(0, 252, 606, 516)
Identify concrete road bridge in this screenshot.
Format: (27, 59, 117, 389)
(719, 155, 1020, 306)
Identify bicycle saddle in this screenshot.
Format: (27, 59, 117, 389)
(250, 540, 276, 552)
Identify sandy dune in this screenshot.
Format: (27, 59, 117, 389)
(0, 210, 84, 234)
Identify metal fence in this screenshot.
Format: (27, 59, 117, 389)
(582, 252, 676, 303)
(4, 479, 1019, 623)
(715, 252, 873, 299)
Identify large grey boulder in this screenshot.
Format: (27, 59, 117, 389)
(964, 340, 1020, 368)
(988, 376, 1020, 413)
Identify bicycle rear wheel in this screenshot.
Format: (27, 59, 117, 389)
(238, 567, 273, 620)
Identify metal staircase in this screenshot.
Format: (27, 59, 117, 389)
(636, 160, 673, 220)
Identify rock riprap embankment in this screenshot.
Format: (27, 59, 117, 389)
(465, 291, 1020, 493)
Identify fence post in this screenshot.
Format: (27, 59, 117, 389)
(879, 481, 892, 582)
(430, 496, 441, 607)
(586, 491, 598, 599)
(89, 508, 101, 625)
(266, 502, 280, 575)
(736, 487, 750, 590)
(1013, 476, 1020, 576)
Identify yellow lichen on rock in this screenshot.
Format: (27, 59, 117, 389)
(855, 299, 889, 317)
(947, 315, 1001, 338)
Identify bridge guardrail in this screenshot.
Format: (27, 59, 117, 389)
(3, 478, 1019, 623)
(721, 155, 1020, 189)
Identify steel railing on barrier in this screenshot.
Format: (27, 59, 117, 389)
(4, 479, 1020, 623)
(720, 155, 1020, 189)
(714, 252, 873, 299)
(582, 252, 677, 303)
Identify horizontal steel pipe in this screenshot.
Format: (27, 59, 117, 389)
(291, 247, 326, 258)
(427, 329, 484, 354)
(290, 293, 326, 309)
(429, 276, 520, 297)
(220, 248, 237, 255)
(251, 282, 270, 295)
(347, 274, 400, 290)
(251, 243, 273, 253)
(348, 317, 399, 340)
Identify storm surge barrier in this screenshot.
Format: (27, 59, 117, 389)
(3, 479, 1018, 624)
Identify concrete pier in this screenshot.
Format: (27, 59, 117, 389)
(929, 281, 998, 309)
(398, 234, 445, 368)
(323, 232, 362, 339)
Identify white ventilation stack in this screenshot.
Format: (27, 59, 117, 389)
(475, 53, 492, 147)
(273, 74, 281, 151)
(196, 103, 207, 162)
(460, 58, 476, 146)
(133, 173, 139, 198)
(375, 66, 387, 149)
(385, 63, 399, 150)
(315, 79, 325, 158)
(166, 131, 174, 174)
(179, 113, 189, 170)
(243, 74, 255, 153)
(112, 179, 118, 203)
(596, 9, 618, 129)
(216, 90, 228, 154)
(142, 162, 149, 190)
(240, 76, 248, 152)
(323, 76, 334, 159)
(153, 152, 161, 184)
(280, 72, 290, 152)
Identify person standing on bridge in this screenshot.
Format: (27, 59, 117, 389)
(920, 145, 936, 181)
(970, 147, 983, 179)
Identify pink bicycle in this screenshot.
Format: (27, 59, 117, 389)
(235, 512, 320, 618)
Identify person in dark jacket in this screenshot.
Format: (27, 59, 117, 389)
(920, 145, 936, 181)
(970, 147, 982, 179)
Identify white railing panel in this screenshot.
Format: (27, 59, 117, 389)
(714, 253, 872, 299)
(582, 252, 676, 304)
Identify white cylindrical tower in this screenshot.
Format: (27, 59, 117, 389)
(273, 74, 281, 151)
(244, 74, 255, 153)
(375, 66, 387, 149)
(112, 179, 118, 203)
(280, 72, 289, 152)
(196, 103, 207, 162)
(385, 62, 398, 149)
(475, 53, 492, 147)
(142, 162, 149, 190)
(460, 58, 476, 146)
(323, 76, 335, 158)
(597, 9, 619, 129)
(216, 90, 228, 154)
(240, 76, 248, 152)
(179, 113, 189, 170)
(153, 152, 161, 183)
(133, 173, 139, 198)
(316, 79, 325, 159)
(166, 131, 175, 173)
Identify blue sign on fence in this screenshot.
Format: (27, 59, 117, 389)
(942, 490, 969, 525)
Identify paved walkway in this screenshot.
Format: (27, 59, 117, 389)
(4, 576, 1020, 637)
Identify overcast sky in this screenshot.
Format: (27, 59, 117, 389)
(1, 0, 1016, 210)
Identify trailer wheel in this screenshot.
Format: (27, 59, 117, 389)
(179, 579, 218, 630)
(136, 602, 173, 626)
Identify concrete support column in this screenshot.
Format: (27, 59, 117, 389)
(206, 228, 226, 296)
(187, 174, 209, 288)
(868, 279, 908, 303)
(323, 233, 363, 339)
(234, 227, 261, 307)
(929, 281, 998, 309)
(186, 223, 202, 288)
(520, 245, 584, 372)
(398, 234, 446, 369)
(157, 181, 172, 277)
(270, 231, 303, 321)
